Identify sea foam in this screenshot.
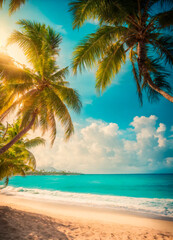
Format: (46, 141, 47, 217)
(1, 186, 173, 218)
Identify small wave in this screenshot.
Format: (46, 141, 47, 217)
(1, 186, 173, 218)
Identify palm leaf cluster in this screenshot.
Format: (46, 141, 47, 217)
(0, 120, 45, 187)
(0, 0, 26, 14)
(70, 0, 173, 103)
(0, 20, 82, 153)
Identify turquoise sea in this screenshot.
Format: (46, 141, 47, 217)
(1, 174, 173, 218)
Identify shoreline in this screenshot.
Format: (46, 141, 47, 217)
(1, 194, 173, 234)
(1, 185, 173, 221)
(1, 191, 173, 222)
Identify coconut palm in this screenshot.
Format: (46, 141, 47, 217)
(70, 0, 173, 103)
(0, 20, 82, 154)
(0, 0, 26, 14)
(0, 120, 45, 187)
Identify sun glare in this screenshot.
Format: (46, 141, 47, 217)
(0, 19, 29, 67)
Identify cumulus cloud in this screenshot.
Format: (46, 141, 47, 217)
(31, 115, 173, 174)
(55, 25, 67, 34)
(157, 123, 166, 133)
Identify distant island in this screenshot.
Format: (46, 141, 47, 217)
(26, 169, 83, 176)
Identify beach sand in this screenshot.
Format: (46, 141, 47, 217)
(0, 194, 173, 240)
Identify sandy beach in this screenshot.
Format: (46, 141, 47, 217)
(0, 194, 173, 240)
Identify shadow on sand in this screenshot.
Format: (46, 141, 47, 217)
(0, 206, 69, 240)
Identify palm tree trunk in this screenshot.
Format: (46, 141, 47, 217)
(137, 41, 173, 102)
(145, 71, 173, 102)
(0, 112, 37, 155)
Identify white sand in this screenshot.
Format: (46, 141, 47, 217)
(0, 194, 173, 239)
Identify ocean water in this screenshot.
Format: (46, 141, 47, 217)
(1, 174, 173, 218)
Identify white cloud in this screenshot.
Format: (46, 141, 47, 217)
(130, 115, 157, 132)
(83, 99, 93, 106)
(55, 25, 67, 34)
(86, 19, 99, 25)
(166, 157, 173, 166)
(31, 115, 173, 174)
(157, 123, 166, 133)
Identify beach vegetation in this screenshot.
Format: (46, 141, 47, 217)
(26, 169, 83, 176)
(0, 119, 45, 187)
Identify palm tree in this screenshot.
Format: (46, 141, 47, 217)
(0, 0, 26, 14)
(0, 120, 45, 187)
(0, 20, 82, 154)
(69, 0, 173, 103)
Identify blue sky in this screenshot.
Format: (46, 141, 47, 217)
(0, 0, 173, 173)
(27, 0, 173, 129)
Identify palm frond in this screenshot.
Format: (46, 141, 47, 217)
(51, 67, 69, 82)
(150, 35, 173, 66)
(145, 57, 168, 74)
(51, 84, 82, 113)
(129, 48, 143, 105)
(0, 88, 38, 122)
(24, 137, 45, 148)
(155, 9, 173, 30)
(47, 107, 56, 146)
(73, 25, 127, 74)
(0, 0, 26, 14)
(18, 91, 40, 129)
(7, 30, 39, 67)
(39, 97, 49, 135)
(8, 20, 63, 75)
(27, 150, 36, 169)
(69, 0, 101, 29)
(96, 43, 126, 93)
(45, 88, 74, 141)
(46, 26, 62, 55)
(148, 0, 173, 9)
(0, 53, 32, 84)
(69, 0, 135, 28)
(9, 0, 26, 15)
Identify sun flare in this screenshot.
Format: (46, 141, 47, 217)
(0, 18, 29, 67)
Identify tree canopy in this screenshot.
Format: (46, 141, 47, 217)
(70, 0, 173, 103)
(0, 20, 82, 154)
(0, 120, 45, 187)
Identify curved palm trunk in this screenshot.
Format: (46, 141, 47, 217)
(0, 177, 9, 189)
(137, 41, 173, 102)
(146, 72, 173, 102)
(0, 112, 37, 155)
